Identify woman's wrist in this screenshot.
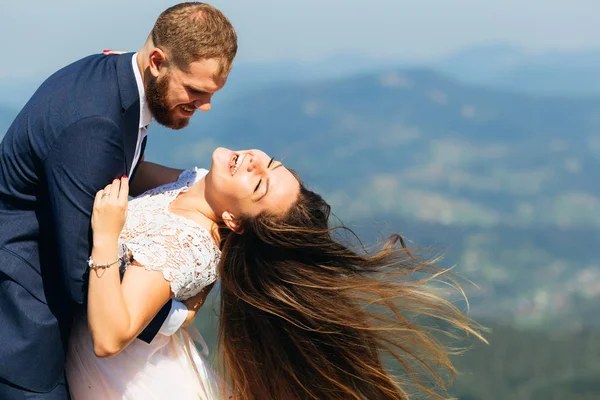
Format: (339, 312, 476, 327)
(92, 234, 119, 250)
(90, 236, 120, 267)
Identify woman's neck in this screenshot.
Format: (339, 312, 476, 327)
(172, 177, 218, 223)
(169, 177, 222, 245)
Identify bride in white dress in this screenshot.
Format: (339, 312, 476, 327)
(65, 147, 300, 399)
(66, 146, 485, 400)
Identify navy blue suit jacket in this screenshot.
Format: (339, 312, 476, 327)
(0, 53, 171, 392)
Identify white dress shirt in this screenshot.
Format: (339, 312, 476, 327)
(131, 53, 151, 175)
(131, 53, 188, 336)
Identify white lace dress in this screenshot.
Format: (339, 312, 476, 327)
(65, 168, 223, 400)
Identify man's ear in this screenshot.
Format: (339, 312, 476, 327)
(148, 47, 167, 78)
(222, 211, 244, 234)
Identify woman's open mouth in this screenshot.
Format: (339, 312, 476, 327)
(229, 153, 246, 176)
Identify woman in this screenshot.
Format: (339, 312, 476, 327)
(66, 147, 300, 399)
(67, 147, 484, 400)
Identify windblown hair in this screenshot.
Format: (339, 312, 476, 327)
(151, 2, 237, 75)
(217, 181, 485, 400)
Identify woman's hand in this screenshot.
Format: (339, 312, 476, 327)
(91, 177, 129, 246)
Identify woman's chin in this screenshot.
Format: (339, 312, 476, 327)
(212, 147, 231, 161)
(205, 163, 227, 188)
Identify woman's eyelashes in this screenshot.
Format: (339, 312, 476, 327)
(254, 158, 275, 193)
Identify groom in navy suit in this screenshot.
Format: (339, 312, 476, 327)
(0, 3, 236, 398)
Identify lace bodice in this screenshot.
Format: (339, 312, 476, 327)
(118, 168, 220, 300)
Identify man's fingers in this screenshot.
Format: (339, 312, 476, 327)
(102, 50, 127, 55)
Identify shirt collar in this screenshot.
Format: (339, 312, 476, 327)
(131, 53, 152, 129)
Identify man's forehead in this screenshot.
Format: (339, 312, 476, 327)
(183, 61, 228, 90)
(187, 58, 227, 75)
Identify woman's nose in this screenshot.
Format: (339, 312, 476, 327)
(247, 155, 265, 173)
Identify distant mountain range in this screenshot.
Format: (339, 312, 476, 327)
(212, 43, 600, 98)
(187, 44, 600, 98)
(2, 43, 600, 108)
(146, 67, 600, 230)
(144, 67, 600, 328)
(436, 43, 600, 96)
(1, 45, 599, 329)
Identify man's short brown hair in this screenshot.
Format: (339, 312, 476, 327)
(151, 2, 237, 76)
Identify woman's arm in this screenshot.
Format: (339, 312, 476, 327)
(87, 177, 173, 357)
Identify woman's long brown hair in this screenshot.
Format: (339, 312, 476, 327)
(217, 184, 486, 400)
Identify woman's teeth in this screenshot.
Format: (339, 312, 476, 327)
(230, 154, 245, 176)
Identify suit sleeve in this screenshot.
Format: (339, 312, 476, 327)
(156, 300, 188, 336)
(44, 116, 125, 304)
(44, 116, 171, 342)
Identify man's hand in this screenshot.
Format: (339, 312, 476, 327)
(181, 283, 215, 327)
(102, 50, 127, 55)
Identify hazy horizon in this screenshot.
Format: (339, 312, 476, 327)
(2, 0, 599, 80)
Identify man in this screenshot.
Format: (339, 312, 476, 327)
(0, 3, 236, 398)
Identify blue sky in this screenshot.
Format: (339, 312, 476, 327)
(1, 0, 599, 79)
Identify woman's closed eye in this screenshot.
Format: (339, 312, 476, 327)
(254, 157, 275, 193)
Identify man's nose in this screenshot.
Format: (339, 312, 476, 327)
(193, 97, 212, 112)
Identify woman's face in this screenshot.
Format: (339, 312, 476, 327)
(205, 148, 301, 228)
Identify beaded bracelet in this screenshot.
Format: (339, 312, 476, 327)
(87, 256, 121, 277)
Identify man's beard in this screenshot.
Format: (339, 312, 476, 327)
(146, 74, 190, 130)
